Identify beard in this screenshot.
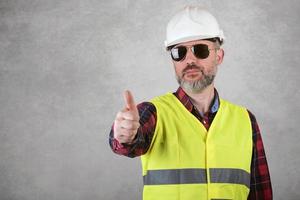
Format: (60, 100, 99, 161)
(176, 64, 216, 93)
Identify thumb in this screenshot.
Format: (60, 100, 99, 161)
(123, 90, 137, 111)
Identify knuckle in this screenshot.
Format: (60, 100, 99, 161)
(123, 112, 133, 120)
(120, 120, 127, 128)
(115, 130, 122, 137)
(135, 121, 140, 128)
(122, 120, 135, 130)
(128, 123, 135, 130)
(124, 111, 139, 120)
(124, 129, 132, 136)
(116, 112, 123, 120)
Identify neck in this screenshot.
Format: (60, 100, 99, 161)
(183, 84, 215, 114)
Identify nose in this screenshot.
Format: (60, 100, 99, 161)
(184, 47, 197, 64)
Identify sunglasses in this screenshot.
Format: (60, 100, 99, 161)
(170, 44, 219, 62)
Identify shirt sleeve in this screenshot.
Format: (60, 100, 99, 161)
(247, 110, 273, 200)
(109, 102, 157, 158)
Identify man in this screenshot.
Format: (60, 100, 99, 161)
(109, 6, 272, 200)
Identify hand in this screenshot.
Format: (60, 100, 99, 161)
(113, 90, 140, 144)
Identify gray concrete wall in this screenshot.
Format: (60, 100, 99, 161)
(0, 0, 299, 199)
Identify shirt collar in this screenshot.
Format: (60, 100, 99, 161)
(173, 87, 220, 114)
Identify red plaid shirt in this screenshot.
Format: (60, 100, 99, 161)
(109, 87, 272, 199)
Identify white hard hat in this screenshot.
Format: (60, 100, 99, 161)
(165, 6, 225, 48)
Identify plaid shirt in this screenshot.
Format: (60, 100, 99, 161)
(109, 87, 272, 199)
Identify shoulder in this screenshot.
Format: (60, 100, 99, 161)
(149, 93, 178, 110)
(220, 99, 258, 125)
(220, 98, 248, 112)
(150, 93, 174, 103)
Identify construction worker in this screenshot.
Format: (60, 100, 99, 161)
(109, 6, 272, 200)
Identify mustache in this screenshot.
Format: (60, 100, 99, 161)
(182, 64, 204, 75)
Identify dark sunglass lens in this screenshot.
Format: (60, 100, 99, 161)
(193, 44, 210, 59)
(171, 46, 187, 61)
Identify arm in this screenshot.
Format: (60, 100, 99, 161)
(109, 101, 157, 158)
(247, 110, 273, 200)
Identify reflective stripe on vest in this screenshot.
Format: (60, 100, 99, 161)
(143, 168, 250, 189)
(143, 168, 207, 185)
(210, 168, 250, 188)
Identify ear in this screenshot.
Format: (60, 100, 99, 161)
(216, 48, 224, 65)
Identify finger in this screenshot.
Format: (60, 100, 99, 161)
(120, 120, 140, 130)
(116, 110, 139, 121)
(119, 128, 137, 137)
(116, 130, 137, 143)
(117, 135, 135, 144)
(115, 111, 125, 121)
(114, 119, 138, 136)
(122, 110, 140, 120)
(113, 119, 121, 135)
(123, 90, 137, 111)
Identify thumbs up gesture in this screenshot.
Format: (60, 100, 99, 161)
(113, 90, 140, 144)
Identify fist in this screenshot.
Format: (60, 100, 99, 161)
(113, 90, 140, 144)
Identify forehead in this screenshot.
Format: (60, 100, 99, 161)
(175, 39, 214, 47)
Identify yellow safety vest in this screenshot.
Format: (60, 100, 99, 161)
(141, 93, 253, 200)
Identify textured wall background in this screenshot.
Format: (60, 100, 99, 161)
(0, 0, 299, 199)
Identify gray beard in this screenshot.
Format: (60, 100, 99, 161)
(176, 74, 215, 93)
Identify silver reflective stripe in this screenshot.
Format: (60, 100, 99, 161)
(144, 168, 250, 188)
(143, 168, 207, 185)
(210, 168, 250, 188)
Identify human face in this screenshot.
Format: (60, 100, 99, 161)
(171, 40, 224, 93)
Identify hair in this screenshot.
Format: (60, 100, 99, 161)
(205, 37, 222, 48)
(166, 37, 222, 51)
